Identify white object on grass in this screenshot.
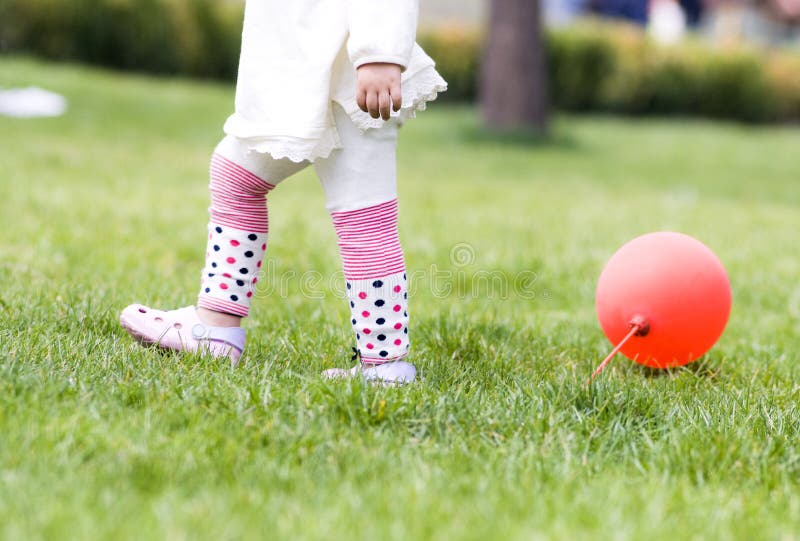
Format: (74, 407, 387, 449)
(0, 87, 67, 118)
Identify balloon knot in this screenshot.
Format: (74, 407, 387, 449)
(630, 315, 650, 336)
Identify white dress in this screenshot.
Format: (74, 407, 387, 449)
(222, 0, 448, 163)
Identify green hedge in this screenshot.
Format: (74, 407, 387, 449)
(3, 1, 800, 122)
(0, 0, 242, 79)
(421, 22, 800, 122)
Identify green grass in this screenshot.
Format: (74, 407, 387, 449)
(2, 56, 800, 540)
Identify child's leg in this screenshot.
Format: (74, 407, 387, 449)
(121, 135, 308, 360)
(314, 105, 410, 368)
(197, 136, 307, 321)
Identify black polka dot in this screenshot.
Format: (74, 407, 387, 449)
(248, 233, 257, 241)
(204, 287, 210, 293)
(346, 282, 351, 290)
(350, 301, 355, 308)
(351, 318, 357, 325)
(230, 295, 238, 301)
(404, 292, 407, 299)
(208, 273, 214, 277)
(239, 267, 248, 274)
(236, 280, 245, 287)
(404, 328, 408, 334)
(357, 333, 361, 340)
(376, 318, 385, 325)
(213, 245, 220, 251)
(379, 350, 388, 357)
(244, 250, 254, 258)
(377, 334, 386, 341)
(211, 262, 217, 268)
(372, 280, 383, 288)
(403, 273, 406, 280)
(215, 226, 222, 233)
(374, 299, 385, 307)
(404, 311, 407, 317)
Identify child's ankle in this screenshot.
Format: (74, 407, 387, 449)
(361, 359, 406, 368)
(196, 307, 242, 328)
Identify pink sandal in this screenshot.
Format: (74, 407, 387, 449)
(120, 304, 246, 364)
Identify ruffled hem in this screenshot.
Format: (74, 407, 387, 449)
(343, 67, 449, 131)
(237, 132, 341, 163)
(227, 66, 448, 163)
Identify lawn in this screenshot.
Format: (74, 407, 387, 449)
(1, 56, 800, 540)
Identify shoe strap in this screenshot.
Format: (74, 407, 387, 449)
(191, 323, 246, 352)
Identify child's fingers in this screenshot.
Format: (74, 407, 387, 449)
(391, 82, 402, 112)
(357, 87, 368, 113)
(378, 90, 392, 121)
(366, 91, 380, 118)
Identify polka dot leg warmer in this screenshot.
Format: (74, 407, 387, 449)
(332, 199, 409, 363)
(197, 154, 272, 317)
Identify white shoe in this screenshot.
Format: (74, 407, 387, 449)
(323, 360, 417, 385)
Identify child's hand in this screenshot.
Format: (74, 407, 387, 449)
(356, 63, 402, 121)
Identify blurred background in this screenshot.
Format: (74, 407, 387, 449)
(1, 0, 799, 127)
(424, 0, 800, 47)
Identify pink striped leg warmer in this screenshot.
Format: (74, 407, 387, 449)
(197, 154, 273, 317)
(331, 199, 409, 363)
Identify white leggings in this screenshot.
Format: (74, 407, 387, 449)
(213, 104, 399, 213)
(198, 104, 410, 363)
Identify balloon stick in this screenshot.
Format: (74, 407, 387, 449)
(587, 316, 649, 385)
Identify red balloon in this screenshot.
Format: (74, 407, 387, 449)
(595, 232, 731, 368)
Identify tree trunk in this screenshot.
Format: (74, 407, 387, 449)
(481, 0, 550, 134)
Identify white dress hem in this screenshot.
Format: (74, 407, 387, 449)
(230, 66, 448, 163)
